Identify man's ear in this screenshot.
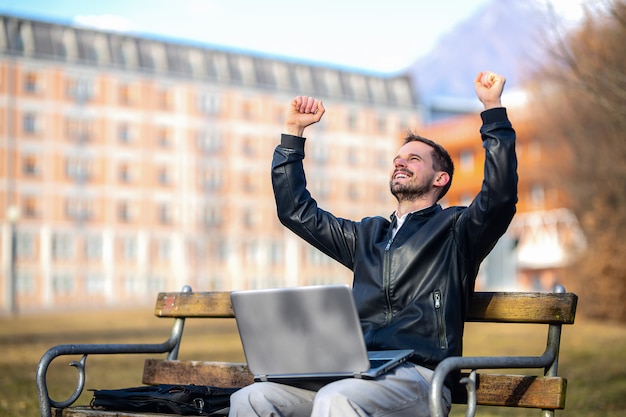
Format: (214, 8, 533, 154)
(434, 172, 450, 188)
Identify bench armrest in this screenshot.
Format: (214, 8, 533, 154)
(37, 286, 194, 417)
(429, 339, 560, 417)
(36, 316, 186, 417)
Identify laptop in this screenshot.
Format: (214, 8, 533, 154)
(230, 284, 414, 382)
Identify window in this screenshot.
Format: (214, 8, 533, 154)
(390, 78, 413, 106)
(197, 92, 221, 115)
(24, 72, 39, 93)
(67, 78, 94, 102)
(200, 167, 223, 191)
(119, 84, 133, 105)
(271, 62, 291, 89)
(241, 135, 256, 156)
(294, 66, 313, 91)
(460, 193, 474, 207)
(23, 197, 38, 218)
(348, 182, 360, 200)
(310, 178, 330, 199)
(157, 88, 174, 110)
(202, 205, 222, 227)
(347, 147, 359, 166)
(307, 246, 330, 266)
(244, 208, 256, 228)
(66, 118, 93, 142)
(196, 129, 221, 152)
(66, 199, 93, 222)
(347, 111, 358, 131)
(85, 272, 105, 294)
(66, 158, 91, 182)
(270, 241, 283, 266)
(530, 184, 545, 207)
(309, 275, 335, 285)
(52, 272, 74, 295)
(121, 236, 138, 261)
(118, 122, 133, 143)
(52, 233, 74, 260)
(118, 202, 134, 222)
(368, 77, 387, 102)
(157, 239, 171, 261)
(148, 275, 166, 292)
(241, 101, 254, 120)
(244, 241, 260, 265)
(309, 142, 329, 164)
(158, 203, 173, 224)
(16, 270, 35, 294)
(16, 231, 35, 260)
(377, 114, 387, 134)
(119, 163, 132, 183)
(158, 166, 172, 185)
(124, 274, 142, 294)
(349, 74, 368, 100)
(23, 156, 39, 175)
(237, 56, 255, 85)
(242, 174, 255, 192)
(459, 150, 475, 172)
(157, 127, 172, 147)
(85, 235, 103, 260)
(377, 150, 390, 169)
(23, 113, 38, 134)
(528, 140, 542, 160)
(323, 70, 341, 95)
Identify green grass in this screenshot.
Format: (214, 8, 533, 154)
(1, 308, 624, 417)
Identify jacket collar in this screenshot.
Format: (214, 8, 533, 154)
(389, 204, 441, 223)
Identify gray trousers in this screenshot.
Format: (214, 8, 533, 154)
(228, 362, 451, 417)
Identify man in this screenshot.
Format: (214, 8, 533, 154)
(229, 71, 518, 417)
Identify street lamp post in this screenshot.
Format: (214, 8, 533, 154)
(8, 205, 20, 315)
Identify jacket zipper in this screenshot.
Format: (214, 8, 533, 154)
(382, 237, 394, 324)
(433, 290, 448, 349)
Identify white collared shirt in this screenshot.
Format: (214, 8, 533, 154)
(391, 206, 434, 239)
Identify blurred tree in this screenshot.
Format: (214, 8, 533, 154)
(530, 0, 626, 322)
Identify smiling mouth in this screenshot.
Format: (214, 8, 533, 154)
(393, 170, 412, 180)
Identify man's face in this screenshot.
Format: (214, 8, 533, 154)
(389, 141, 437, 202)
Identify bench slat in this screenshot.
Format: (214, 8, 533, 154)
(466, 292, 577, 324)
(453, 373, 567, 409)
(155, 291, 578, 324)
(143, 360, 566, 410)
(155, 292, 234, 318)
(52, 407, 199, 417)
(142, 359, 254, 388)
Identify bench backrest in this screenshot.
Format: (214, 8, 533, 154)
(148, 289, 577, 412)
(154, 290, 578, 324)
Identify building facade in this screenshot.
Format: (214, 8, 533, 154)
(0, 15, 421, 311)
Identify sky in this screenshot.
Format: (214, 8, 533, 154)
(0, 0, 593, 74)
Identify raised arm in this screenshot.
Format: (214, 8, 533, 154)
(460, 72, 517, 264)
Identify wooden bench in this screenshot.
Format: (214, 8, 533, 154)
(36, 285, 577, 417)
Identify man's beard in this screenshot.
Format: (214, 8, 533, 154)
(389, 173, 434, 202)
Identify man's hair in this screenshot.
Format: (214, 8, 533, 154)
(402, 131, 455, 201)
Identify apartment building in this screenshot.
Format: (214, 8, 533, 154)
(0, 15, 421, 311)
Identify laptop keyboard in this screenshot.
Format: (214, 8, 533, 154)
(369, 359, 389, 369)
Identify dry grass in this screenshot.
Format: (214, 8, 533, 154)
(1, 308, 624, 417)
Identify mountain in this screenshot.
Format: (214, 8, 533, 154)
(407, 0, 557, 118)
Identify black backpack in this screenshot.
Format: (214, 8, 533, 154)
(90, 384, 239, 415)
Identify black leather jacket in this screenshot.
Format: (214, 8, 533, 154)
(272, 107, 518, 372)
